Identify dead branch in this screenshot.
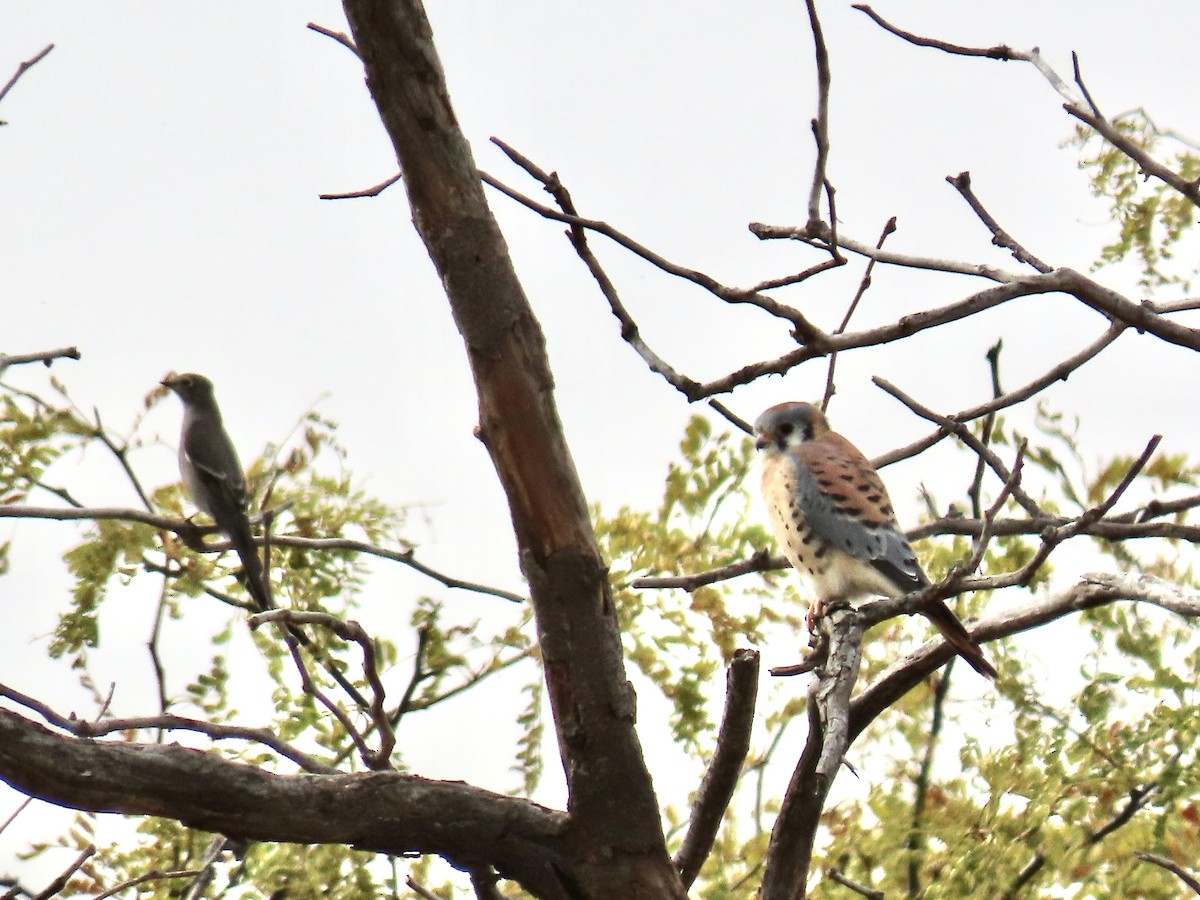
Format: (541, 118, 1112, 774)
(674, 649, 760, 888)
(0, 44, 55, 115)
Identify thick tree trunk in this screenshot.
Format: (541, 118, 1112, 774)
(339, 1, 685, 895)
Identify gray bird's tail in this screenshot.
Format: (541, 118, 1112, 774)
(227, 515, 272, 611)
(922, 600, 996, 679)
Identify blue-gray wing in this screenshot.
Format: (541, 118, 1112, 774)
(789, 438, 927, 592)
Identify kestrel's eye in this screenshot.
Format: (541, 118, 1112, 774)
(779, 422, 794, 437)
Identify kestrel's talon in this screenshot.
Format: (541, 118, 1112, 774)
(754, 401, 997, 679)
(805, 598, 825, 633)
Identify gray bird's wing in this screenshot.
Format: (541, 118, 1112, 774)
(180, 418, 270, 609)
(181, 421, 249, 514)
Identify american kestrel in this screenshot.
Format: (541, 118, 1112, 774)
(754, 401, 995, 678)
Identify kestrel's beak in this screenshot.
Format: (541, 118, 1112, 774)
(754, 432, 771, 451)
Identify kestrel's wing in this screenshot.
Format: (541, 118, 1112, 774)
(790, 435, 926, 592)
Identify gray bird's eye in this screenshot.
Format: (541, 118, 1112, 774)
(779, 422, 794, 436)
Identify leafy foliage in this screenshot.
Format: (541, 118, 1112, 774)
(1068, 109, 1200, 291)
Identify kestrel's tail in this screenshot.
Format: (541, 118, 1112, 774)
(922, 600, 997, 679)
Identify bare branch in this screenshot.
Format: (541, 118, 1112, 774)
(487, 141, 707, 404)
(631, 548, 779, 591)
(851, 6, 1025, 60)
(707, 399, 753, 435)
(0, 681, 336, 774)
(749, 221, 1021, 283)
(853, 6, 1198, 206)
(822, 217, 896, 410)
(319, 172, 402, 200)
(850, 572, 1200, 737)
(306, 22, 359, 56)
(803, 0, 833, 231)
(0, 504, 526, 603)
(92, 868, 204, 900)
(481, 157, 825, 342)
(251, 609, 395, 768)
(906, 653, 954, 898)
(875, 322, 1125, 468)
(0, 796, 33, 837)
(405, 877, 443, 900)
(0, 345, 78, 377)
(874, 378, 1044, 516)
(0, 706, 569, 894)
(760, 605, 863, 899)
(0, 45, 55, 115)
(27, 843, 94, 900)
(1071, 51, 1103, 118)
(1133, 852, 1200, 895)
(675, 649, 760, 888)
(1065, 102, 1200, 204)
(947, 172, 1052, 273)
(827, 867, 884, 899)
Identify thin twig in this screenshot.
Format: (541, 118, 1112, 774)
(707, 399, 753, 435)
(482, 148, 825, 342)
(148, 582, 171, 738)
(0, 44, 55, 114)
(1133, 851, 1200, 895)
(251, 609, 395, 768)
(906, 657, 954, 899)
(851, 6, 1025, 60)
(821, 217, 896, 410)
(28, 844, 94, 900)
(1066, 102, 1200, 204)
(405, 877, 442, 900)
(89, 411, 154, 512)
(967, 341, 1004, 519)
(0, 504, 527, 603)
(0, 796, 33, 837)
(319, 172, 402, 200)
(0, 345, 77, 376)
(389, 626, 431, 728)
(1071, 52, 1103, 119)
(631, 548, 779, 591)
(874, 378, 1044, 516)
(306, 22, 359, 56)
(827, 867, 885, 899)
(876, 323, 1126, 468)
(804, 0, 833, 231)
(92, 868, 204, 900)
(947, 172, 1052, 273)
(749, 221, 1021, 283)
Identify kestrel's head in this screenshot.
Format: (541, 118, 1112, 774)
(753, 402, 830, 452)
(161, 372, 217, 407)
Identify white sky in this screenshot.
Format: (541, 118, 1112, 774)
(2, 0, 1199, 890)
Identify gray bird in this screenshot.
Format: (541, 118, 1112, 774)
(162, 372, 271, 610)
(755, 401, 995, 678)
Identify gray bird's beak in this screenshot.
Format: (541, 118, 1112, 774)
(754, 434, 771, 451)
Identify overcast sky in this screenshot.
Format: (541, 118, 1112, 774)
(3, 0, 1199, 888)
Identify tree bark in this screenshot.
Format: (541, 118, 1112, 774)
(0, 710, 568, 894)
(339, 0, 683, 895)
